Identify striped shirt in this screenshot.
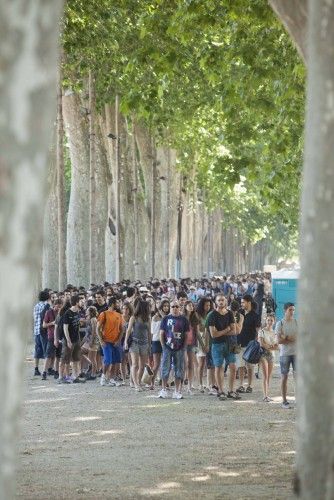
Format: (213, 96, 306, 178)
(33, 301, 47, 336)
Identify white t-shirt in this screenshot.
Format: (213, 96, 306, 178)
(258, 328, 276, 349)
(151, 319, 161, 342)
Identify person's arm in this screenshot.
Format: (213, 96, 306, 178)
(209, 324, 233, 338)
(124, 316, 135, 349)
(236, 314, 244, 335)
(147, 320, 152, 350)
(54, 323, 59, 347)
(97, 321, 105, 347)
(159, 329, 166, 347)
(275, 321, 290, 344)
(90, 318, 97, 346)
(258, 331, 271, 350)
(63, 323, 72, 348)
(43, 311, 55, 329)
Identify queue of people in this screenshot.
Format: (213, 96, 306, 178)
(33, 274, 297, 408)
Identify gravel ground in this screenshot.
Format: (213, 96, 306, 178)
(16, 358, 296, 500)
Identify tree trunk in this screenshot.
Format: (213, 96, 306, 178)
(269, 0, 307, 62)
(115, 95, 121, 282)
(296, 2, 334, 498)
(151, 137, 156, 278)
(63, 92, 90, 286)
(88, 70, 97, 284)
(131, 120, 139, 279)
(0, 1, 63, 497)
(56, 62, 67, 290)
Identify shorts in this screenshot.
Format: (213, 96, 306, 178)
(102, 342, 121, 365)
(206, 351, 214, 369)
(211, 342, 236, 368)
(46, 340, 62, 359)
(161, 347, 185, 380)
(151, 340, 162, 354)
(261, 350, 274, 363)
(61, 341, 81, 364)
(129, 341, 149, 356)
(34, 333, 48, 359)
(280, 355, 296, 375)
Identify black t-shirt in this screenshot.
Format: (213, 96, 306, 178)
(207, 309, 235, 344)
(238, 310, 261, 347)
(94, 302, 108, 314)
(63, 308, 80, 343)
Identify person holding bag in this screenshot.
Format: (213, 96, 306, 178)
(258, 314, 278, 402)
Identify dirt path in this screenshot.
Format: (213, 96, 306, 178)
(16, 358, 296, 499)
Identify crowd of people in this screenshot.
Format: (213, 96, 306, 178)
(33, 274, 297, 408)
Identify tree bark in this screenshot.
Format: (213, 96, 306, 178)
(115, 95, 121, 282)
(56, 62, 67, 290)
(151, 137, 156, 278)
(296, 2, 334, 498)
(131, 120, 139, 279)
(88, 70, 97, 284)
(269, 0, 308, 62)
(0, 1, 63, 497)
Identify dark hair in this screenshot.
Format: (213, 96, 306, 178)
(185, 301, 199, 327)
(230, 300, 240, 312)
(196, 297, 213, 318)
(159, 299, 170, 314)
(87, 306, 98, 318)
(284, 302, 295, 311)
(108, 296, 118, 308)
(134, 299, 150, 323)
(39, 290, 50, 302)
(242, 294, 253, 303)
(95, 289, 105, 297)
(54, 298, 63, 307)
(59, 300, 71, 317)
(126, 287, 135, 298)
(122, 302, 134, 317)
(70, 294, 80, 306)
(176, 291, 187, 299)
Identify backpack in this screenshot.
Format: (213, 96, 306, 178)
(57, 313, 65, 340)
(39, 303, 50, 335)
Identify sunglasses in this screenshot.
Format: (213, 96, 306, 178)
(171, 305, 179, 308)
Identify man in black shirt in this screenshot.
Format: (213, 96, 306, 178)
(237, 294, 261, 393)
(94, 290, 108, 314)
(62, 295, 83, 383)
(207, 294, 240, 400)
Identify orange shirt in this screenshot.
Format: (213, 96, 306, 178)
(98, 310, 123, 343)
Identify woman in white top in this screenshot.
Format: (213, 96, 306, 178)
(258, 314, 278, 402)
(150, 300, 170, 389)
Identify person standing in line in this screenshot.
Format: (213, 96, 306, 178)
(184, 300, 199, 394)
(196, 297, 214, 393)
(97, 297, 124, 387)
(62, 295, 84, 383)
(33, 290, 50, 376)
(275, 302, 297, 409)
(159, 301, 189, 400)
(41, 299, 63, 380)
(258, 314, 278, 401)
(124, 300, 151, 392)
(236, 294, 261, 394)
(150, 300, 170, 389)
(207, 294, 240, 400)
(121, 302, 133, 384)
(81, 306, 99, 380)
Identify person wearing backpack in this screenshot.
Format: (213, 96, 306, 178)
(33, 290, 50, 376)
(41, 299, 63, 380)
(275, 302, 297, 409)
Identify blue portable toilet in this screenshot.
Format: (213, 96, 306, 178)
(272, 269, 299, 320)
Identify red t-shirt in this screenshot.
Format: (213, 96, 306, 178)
(44, 309, 56, 340)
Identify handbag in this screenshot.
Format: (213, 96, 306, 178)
(242, 340, 264, 364)
(141, 364, 153, 385)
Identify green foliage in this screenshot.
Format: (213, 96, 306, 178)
(62, 0, 305, 258)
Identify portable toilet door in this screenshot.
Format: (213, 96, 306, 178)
(271, 269, 299, 320)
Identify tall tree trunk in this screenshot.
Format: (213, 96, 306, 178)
(269, 0, 307, 62)
(115, 95, 121, 282)
(151, 137, 156, 277)
(296, 3, 334, 498)
(165, 147, 171, 277)
(175, 178, 183, 278)
(131, 120, 139, 279)
(56, 62, 66, 290)
(63, 92, 90, 286)
(0, 1, 63, 497)
(88, 70, 97, 284)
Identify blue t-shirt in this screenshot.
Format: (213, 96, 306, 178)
(160, 314, 189, 351)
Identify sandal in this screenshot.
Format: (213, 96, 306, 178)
(236, 386, 245, 393)
(245, 386, 253, 393)
(227, 391, 241, 400)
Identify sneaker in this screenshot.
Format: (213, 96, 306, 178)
(245, 386, 253, 393)
(63, 376, 73, 384)
(172, 391, 178, 399)
(199, 385, 205, 393)
(86, 375, 96, 381)
(72, 378, 83, 384)
(176, 392, 183, 400)
(53, 371, 59, 380)
(78, 376, 86, 383)
(187, 389, 193, 396)
(100, 375, 107, 386)
(34, 368, 41, 376)
(227, 391, 241, 400)
(109, 378, 122, 387)
(41, 372, 47, 380)
(281, 401, 290, 409)
(158, 389, 168, 399)
(208, 387, 218, 396)
(48, 368, 55, 376)
(236, 386, 245, 393)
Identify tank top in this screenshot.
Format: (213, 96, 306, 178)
(132, 319, 149, 345)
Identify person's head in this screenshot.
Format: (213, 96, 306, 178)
(230, 300, 240, 313)
(122, 302, 134, 318)
(49, 291, 58, 304)
(108, 296, 118, 310)
(39, 290, 50, 302)
(126, 287, 135, 299)
(159, 299, 170, 317)
(185, 300, 195, 314)
(215, 294, 227, 309)
(176, 291, 187, 307)
(170, 300, 181, 315)
(53, 298, 63, 312)
(70, 294, 80, 307)
(86, 306, 98, 319)
(64, 289, 71, 301)
(78, 296, 86, 309)
(284, 302, 295, 318)
(265, 313, 275, 328)
(241, 294, 253, 312)
(196, 297, 213, 318)
(134, 299, 150, 322)
(95, 290, 105, 305)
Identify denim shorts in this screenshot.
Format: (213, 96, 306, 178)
(34, 333, 48, 359)
(102, 342, 121, 365)
(280, 355, 296, 375)
(46, 340, 62, 359)
(151, 340, 162, 354)
(211, 342, 236, 368)
(161, 347, 185, 380)
(129, 340, 149, 356)
(206, 351, 214, 369)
